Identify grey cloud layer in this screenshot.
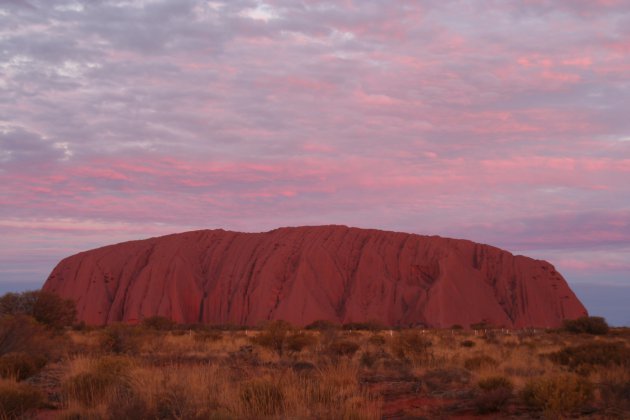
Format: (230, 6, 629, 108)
(1, 1, 629, 286)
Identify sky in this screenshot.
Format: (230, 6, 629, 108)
(1, 0, 629, 325)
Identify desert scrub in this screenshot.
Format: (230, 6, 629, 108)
(563, 316, 609, 335)
(124, 362, 235, 419)
(0, 352, 46, 381)
(521, 374, 594, 418)
(99, 323, 148, 354)
(62, 355, 134, 407)
(460, 339, 475, 348)
(474, 376, 513, 413)
(193, 330, 223, 343)
(310, 363, 381, 418)
(549, 341, 630, 372)
(251, 320, 294, 357)
(0, 315, 51, 356)
(0, 378, 43, 419)
(328, 339, 360, 358)
(367, 333, 386, 347)
(463, 354, 498, 371)
(284, 331, 317, 356)
(239, 377, 286, 417)
(597, 367, 630, 417)
(390, 330, 432, 364)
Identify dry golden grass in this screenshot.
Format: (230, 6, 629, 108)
(4, 322, 628, 419)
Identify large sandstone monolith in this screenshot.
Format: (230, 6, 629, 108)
(43, 225, 587, 327)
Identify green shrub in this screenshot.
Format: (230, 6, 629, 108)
(0, 352, 46, 381)
(0, 379, 43, 419)
(563, 316, 609, 335)
(521, 374, 593, 417)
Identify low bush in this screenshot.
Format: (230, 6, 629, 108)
(390, 330, 432, 364)
(62, 356, 133, 407)
(328, 340, 360, 358)
(141, 316, 175, 331)
(600, 378, 630, 415)
(367, 334, 386, 347)
(478, 376, 513, 392)
(474, 376, 513, 413)
(421, 368, 471, 392)
(0, 378, 43, 419)
(285, 332, 317, 355)
(0, 352, 46, 381)
(305, 320, 340, 331)
(342, 321, 384, 331)
(107, 390, 150, 420)
(251, 320, 294, 357)
(460, 340, 475, 348)
(193, 330, 223, 342)
(0, 315, 47, 355)
(100, 324, 146, 354)
(239, 377, 285, 417)
(521, 374, 593, 417)
(464, 355, 498, 371)
(470, 321, 493, 330)
(0, 290, 76, 330)
(360, 351, 379, 368)
(549, 342, 630, 371)
(563, 316, 609, 335)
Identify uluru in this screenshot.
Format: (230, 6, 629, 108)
(42, 225, 587, 328)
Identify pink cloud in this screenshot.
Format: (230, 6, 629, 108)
(1, 0, 629, 298)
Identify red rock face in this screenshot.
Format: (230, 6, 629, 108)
(42, 226, 587, 327)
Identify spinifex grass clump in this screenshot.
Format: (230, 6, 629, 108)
(464, 355, 498, 371)
(521, 374, 594, 418)
(62, 355, 134, 407)
(0, 378, 43, 419)
(474, 376, 514, 414)
(0, 352, 46, 381)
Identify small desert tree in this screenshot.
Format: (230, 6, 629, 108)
(0, 290, 76, 329)
(563, 316, 609, 335)
(251, 320, 294, 357)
